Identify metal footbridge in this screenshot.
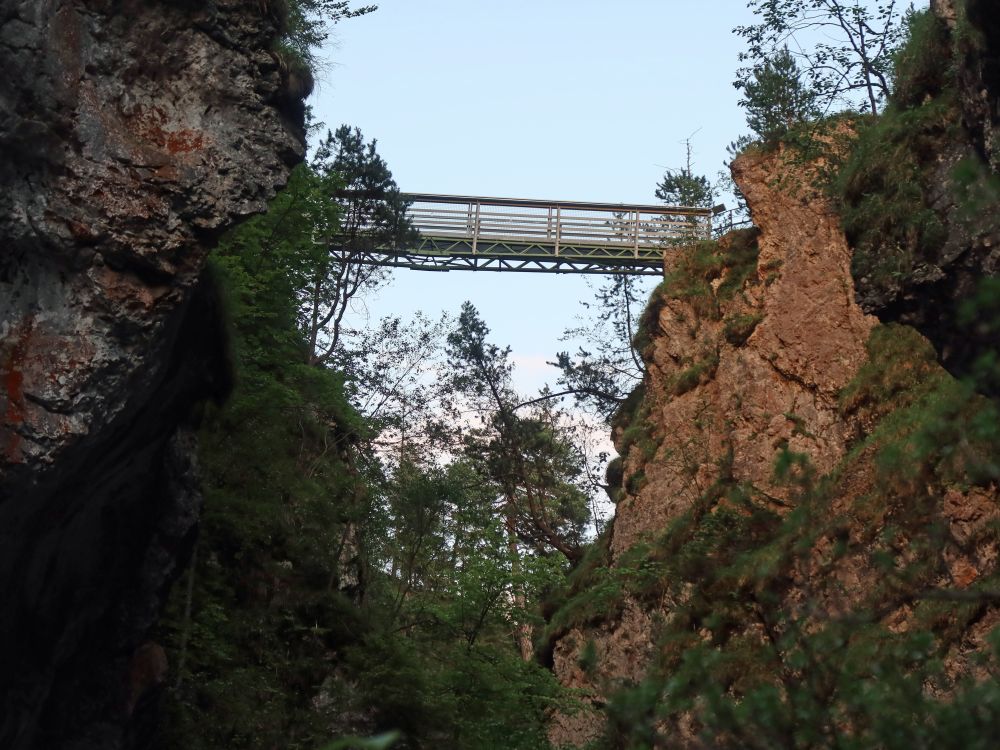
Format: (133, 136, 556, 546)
(331, 194, 716, 275)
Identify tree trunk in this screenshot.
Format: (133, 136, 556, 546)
(506, 510, 534, 662)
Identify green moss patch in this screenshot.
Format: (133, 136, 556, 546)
(723, 312, 764, 346)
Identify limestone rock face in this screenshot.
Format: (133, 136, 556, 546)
(548, 145, 877, 748)
(0, 2, 303, 747)
(956, 0, 1000, 169)
(850, 2, 1000, 377)
(548, 139, 1000, 749)
(610, 148, 876, 561)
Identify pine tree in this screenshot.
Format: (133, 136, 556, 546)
(740, 47, 820, 142)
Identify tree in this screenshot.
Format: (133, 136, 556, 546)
(280, 1, 378, 71)
(655, 138, 715, 241)
(161, 208, 563, 749)
(445, 303, 591, 569)
(303, 125, 414, 366)
(655, 164, 713, 209)
(552, 145, 711, 425)
(734, 0, 906, 116)
(343, 312, 456, 463)
(552, 274, 650, 423)
(740, 46, 821, 141)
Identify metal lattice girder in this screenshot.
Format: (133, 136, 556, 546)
(332, 193, 715, 275)
(328, 249, 665, 276)
(410, 236, 666, 262)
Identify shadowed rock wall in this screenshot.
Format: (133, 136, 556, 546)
(0, 1, 304, 746)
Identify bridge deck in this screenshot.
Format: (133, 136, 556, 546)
(333, 194, 715, 275)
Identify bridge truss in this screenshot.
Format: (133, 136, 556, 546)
(334, 194, 716, 275)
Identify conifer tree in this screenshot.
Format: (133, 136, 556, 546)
(740, 47, 820, 142)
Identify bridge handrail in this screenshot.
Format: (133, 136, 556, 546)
(400, 193, 713, 218)
(400, 193, 712, 251)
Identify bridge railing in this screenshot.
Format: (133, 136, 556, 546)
(400, 194, 712, 254)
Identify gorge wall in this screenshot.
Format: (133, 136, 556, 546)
(0, 2, 304, 747)
(547, 4, 1000, 746)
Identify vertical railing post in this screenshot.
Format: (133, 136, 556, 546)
(554, 206, 561, 256)
(547, 207, 553, 240)
(472, 200, 481, 254)
(633, 209, 639, 258)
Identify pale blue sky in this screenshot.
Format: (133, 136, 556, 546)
(311, 1, 758, 393)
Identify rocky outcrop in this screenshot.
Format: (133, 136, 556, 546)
(610, 150, 876, 561)
(547, 140, 1000, 747)
(956, 0, 1000, 169)
(548, 145, 877, 747)
(545, 5, 1000, 747)
(0, 1, 304, 747)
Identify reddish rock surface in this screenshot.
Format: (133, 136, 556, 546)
(610, 146, 876, 562)
(548, 138, 1000, 747)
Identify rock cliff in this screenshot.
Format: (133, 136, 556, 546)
(549, 143, 1000, 750)
(547, 140, 881, 748)
(546, 8, 1000, 740)
(0, 2, 303, 747)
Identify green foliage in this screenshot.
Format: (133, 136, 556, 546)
(739, 46, 820, 143)
(447, 302, 593, 563)
(833, 91, 956, 294)
(277, 1, 377, 74)
(723, 312, 763, 346)
(538, 532, 621, 646)
(568, 319, 1000, 749)
(305, 125, 413, 366)
(554, 275, 652, 423)
(630, 283, 669, 359)
(959, 277, 1000, 395)
(564, 11, 1000, 747)
(671, 352, 720, 397)
(158, 168, 571, 749)
(715, 228, 762, 298)
(655, 169, 713, 210)
(655, 138, 714, 212)
(828, 10, 987, 300)
(891, 10, 952, 108)
(632, 230, 760, 358)
(734, 0, 906, 116)
(602, 616, 1000, 750)
(610, 381, 646, 437)
(156, 175, 378, 749)
(839, 323, 947, 425)
(663, 230, 761, 312)
(630, 229, 761, 363)
(662, 241, 725, 319)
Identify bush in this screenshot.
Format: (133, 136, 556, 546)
(833, 96, 955, 295)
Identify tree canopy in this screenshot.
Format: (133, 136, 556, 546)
(734, 0, 906, 116)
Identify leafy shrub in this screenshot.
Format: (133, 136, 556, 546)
(671, 352, 720, 397)
(892, 10, 952, 108)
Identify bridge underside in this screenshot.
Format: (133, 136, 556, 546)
(334, 236, 666, 276)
